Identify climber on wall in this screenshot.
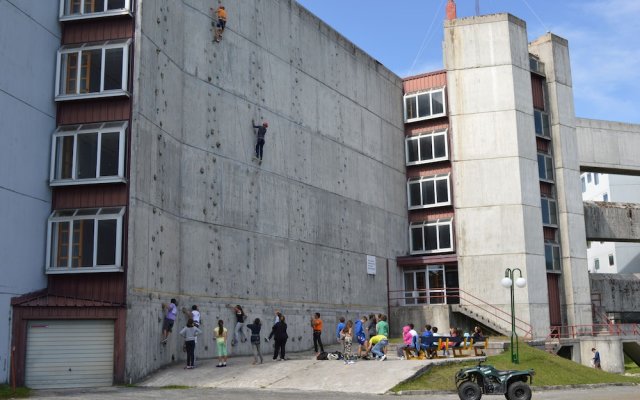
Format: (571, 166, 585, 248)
(252, 120, 269, 164)
(212, 5, 227, 42)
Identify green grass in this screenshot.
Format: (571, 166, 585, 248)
(393, 342, 640, 392)
(0, 384, 30, 399)
(160, 385, 191, 390)
(625, 354, 640, 375)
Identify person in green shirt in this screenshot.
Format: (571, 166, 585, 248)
(376, 314, 389, 337)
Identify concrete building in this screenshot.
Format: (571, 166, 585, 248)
(9, 0, 406, 388)
(0, 0, 60, 384)
(390, 4, 640, 373)
(582, 173, 640, 274)
(6, 0, 640, 387)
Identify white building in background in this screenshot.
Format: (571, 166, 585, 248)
(582, 172, 640, 274)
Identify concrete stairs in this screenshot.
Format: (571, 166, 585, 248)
(450, 303, 512, 337)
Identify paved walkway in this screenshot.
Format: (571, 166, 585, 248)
(140, 346, 485, 394)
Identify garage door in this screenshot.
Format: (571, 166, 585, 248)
(25, 320, 114, 389)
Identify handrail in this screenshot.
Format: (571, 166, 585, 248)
(548, 323, 640, 339)
(388, 287, 533, 339)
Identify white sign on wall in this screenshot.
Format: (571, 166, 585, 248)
(366, 255, 376, 275)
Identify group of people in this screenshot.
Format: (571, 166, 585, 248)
(161, 301, 291, 369)
(397, 324, 485, 359)
(332, 313, 390, 363)
(165, 303, 489, 368)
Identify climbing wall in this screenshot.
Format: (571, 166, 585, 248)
(125, 0, 407, 380)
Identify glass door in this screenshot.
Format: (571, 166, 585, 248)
(404, 270, 427, 305)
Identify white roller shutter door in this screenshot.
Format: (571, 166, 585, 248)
(25, 320, 114, 389)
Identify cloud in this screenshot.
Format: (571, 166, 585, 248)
(554, 0, 640, 122)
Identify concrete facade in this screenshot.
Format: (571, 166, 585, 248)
(582, 173, 640, 274)
(444, 14, 550, 338)
(0, 0, 59, 383)
(577, 118, 640, 176)
(125, 0, 407, 381)
(529, 34, 592, 329)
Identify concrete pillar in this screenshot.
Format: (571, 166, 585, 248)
(530, 34, 592, 329)
(579, 338, 625, 373)
(444, 14, 550, 338)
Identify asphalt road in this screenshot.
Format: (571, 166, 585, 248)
(31, 385, 639, 399)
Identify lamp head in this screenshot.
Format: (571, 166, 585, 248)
(515, 277, 527, 288)
(501, 277, 513, 288)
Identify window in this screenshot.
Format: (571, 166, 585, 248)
(541, 197, 558, 226)
(545, 243, 561, 271)
(587, 173, 592, 183)
(410, 219, 453, 254)
(581, 177, 586, 193)
(56, 40, 130, 100)
(609, 254, 614, 266)
(403, 270, 427, 305)
(404, 88, 446, 122)
(407, 175, 451, 209)
(534, 110, 550, 138)
(403, 265, 457, 305)
(46, 207, 125, 273)
(50, 122, 127, 185)
(405, 130, 448, 165)
(594, 173, 599, 185)
(60, 0, 131, 20)
(594, 258, 600, 270)
(537, 154, 554, 182)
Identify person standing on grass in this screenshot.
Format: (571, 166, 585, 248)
(179, 319, 202, 369)
(269, 314, 288, 361)
(310, 312, 325, 354)
(161, 298, 178, 344)
(592, 347, 601, 369)
(247, 318, 264, 365)
(215, 319, 228, 367)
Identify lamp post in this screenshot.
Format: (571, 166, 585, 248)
(501, 268, 526, 364)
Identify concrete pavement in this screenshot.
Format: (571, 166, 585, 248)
(139, 345, 485, 394)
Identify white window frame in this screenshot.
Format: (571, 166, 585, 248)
(537, 153, 554, 182)
(403, 269, 427, 305)
(46, 207, 125, 274)
(404, 88, 447, 123)
(405, 130, 448, 165)
(534, 109, 551, 138)
(541, 197, 558, 227)
(545, 243, 561, 272)
(55, 39, 131, 101)
(410, 219, 454, 255)
(407, 174, 451, 210)
(59, 0, 132, 21)
(50, 121, 128, 186)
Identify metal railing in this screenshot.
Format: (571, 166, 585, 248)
(388, 287, 533, 339)
(548, 323, 640, 339)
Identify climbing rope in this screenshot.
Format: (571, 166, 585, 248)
(408, 0, 447, 76)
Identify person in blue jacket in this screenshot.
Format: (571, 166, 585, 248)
(354, 315, 368, 358)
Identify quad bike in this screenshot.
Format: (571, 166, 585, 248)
(455, 361, 534, 400)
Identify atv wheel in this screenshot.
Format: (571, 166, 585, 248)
(506, 381, 531, 400)
(458, 381, 482, 400)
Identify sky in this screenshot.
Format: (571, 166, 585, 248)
(296, 0, 640, 124)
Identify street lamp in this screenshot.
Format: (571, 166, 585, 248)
(501, 268, 526, 364)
